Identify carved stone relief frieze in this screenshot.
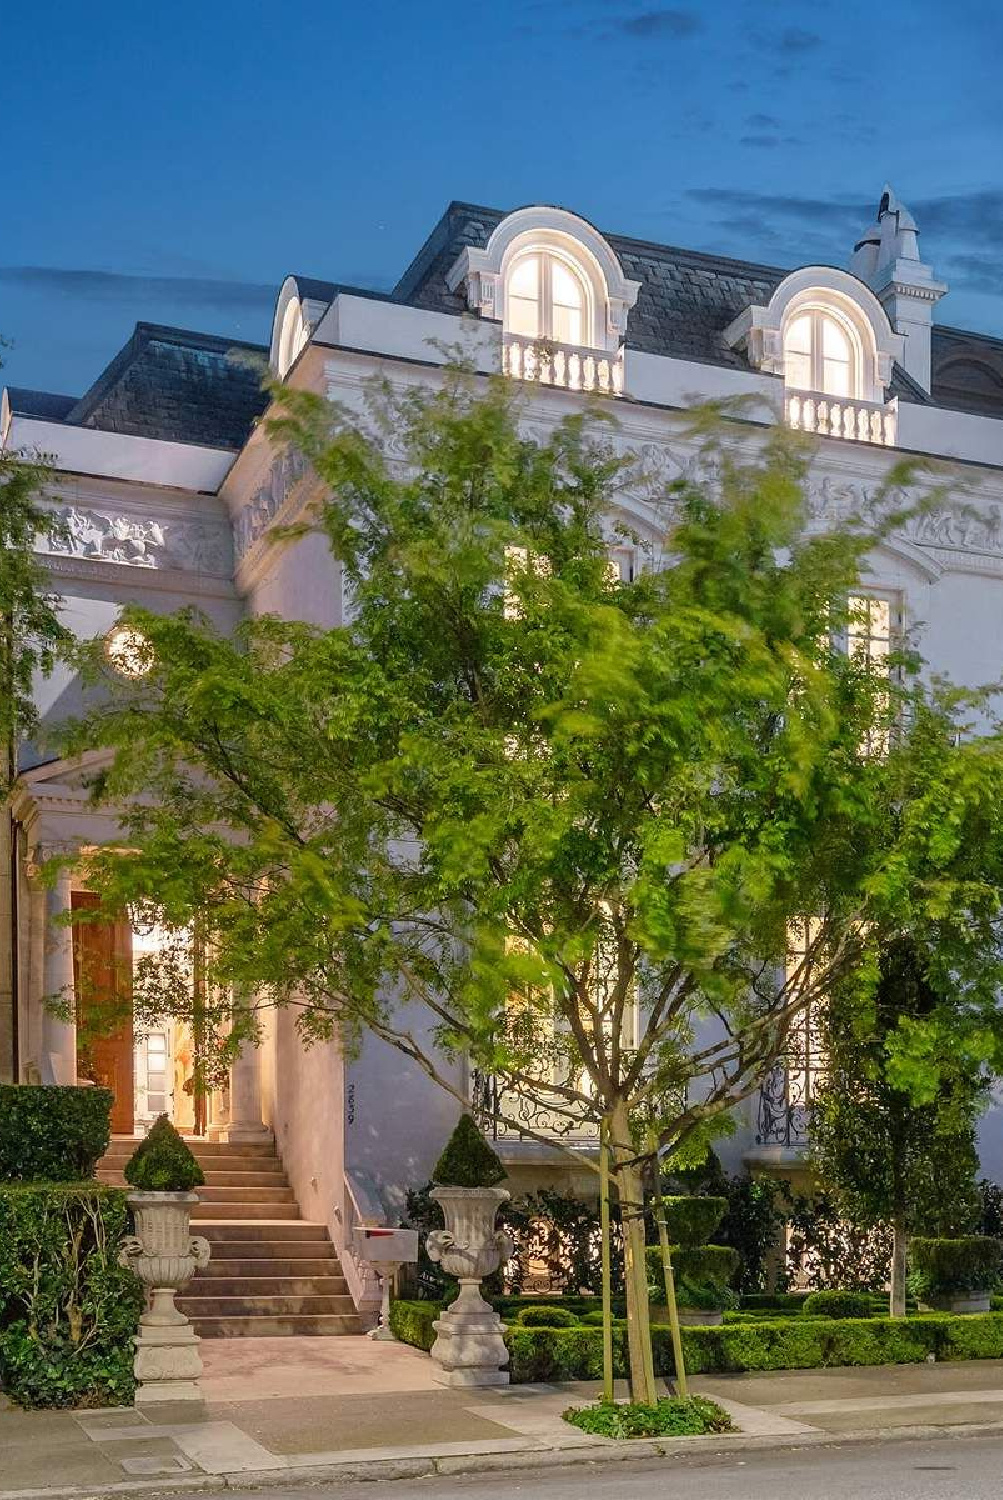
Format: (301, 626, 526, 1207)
(42, 505, 231, 576)
(233, 448, 309, 562)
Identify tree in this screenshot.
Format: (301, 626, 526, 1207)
(61, 371, 1003, 1399)
(810, 938, 989, 1317)
(0, 390, 71, 1079)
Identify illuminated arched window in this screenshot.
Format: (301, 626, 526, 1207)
(505, 251, 587, 346)
(277, 299, 308, 379)
(783, 310, 855, 398)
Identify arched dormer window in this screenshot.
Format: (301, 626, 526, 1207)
(783, 308, 856, 399)
(505, 249, 588, 346)
(276, 299, 308, 380)
(446, 206, 641, 397)
(725, 266, 905, 447)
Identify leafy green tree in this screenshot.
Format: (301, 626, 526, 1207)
(60, 372, 1003, 1399)
(811, 938, 989, 1316)
(0, 380, 71, 1079)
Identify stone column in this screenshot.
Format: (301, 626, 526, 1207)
(42, 868, 77, 1086)
(221, 1032, 269, 1143)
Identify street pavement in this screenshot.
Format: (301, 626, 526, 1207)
(178, 1433, 1003, 1500)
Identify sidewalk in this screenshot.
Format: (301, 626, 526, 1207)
(7, 1339, 1003, 1497)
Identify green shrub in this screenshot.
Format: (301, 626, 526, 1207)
(432, 1115, 506, 1189)
(646, 1244, 739, 1309)
(742, 1292, 810, 1313)
(909, 1236, 1002, 1299)
(0, 1183, 143, 1407)
(516, 1305, 580, 1328)
(579, 1308, 627, 1327)
(802, 1290, 875, 1320)
(123, 1116, 204, 1192)
(388, 1298, 439, 1351)
(660, 1196, 727, 1248)
(0, 1085, 112, 1182)
(563, 1396, 733, 1439)
(390, 1300, 1003, 1383)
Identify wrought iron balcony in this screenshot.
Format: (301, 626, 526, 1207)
(502, 332, 624, 396)
(756, 1061, 812, 1151)
(785, 390, 897, 446)
(471, 1069, 599, 1143)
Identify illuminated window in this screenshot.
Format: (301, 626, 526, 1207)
(105, 625, 153, 678)
(505, 251, 586, 346)
(848, 594, 900, 756)
(783, 311, 854, 398)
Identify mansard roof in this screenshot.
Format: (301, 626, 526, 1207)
(392, 200, 1003, 417)
(4, 388, 77, 420)
(66, 323, 270, 449)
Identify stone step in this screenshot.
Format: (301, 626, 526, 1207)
(188, 1275, 350, 1297)
(179, 1293, 357, 1317)
(97, 1169, 289, 1191)
(201, 1257, 339, 1277)
(196, 1185, 297, 1204)
(192, 1203, 301, 1220)
(189, 1314, 362, 1338)
(101, 1144, 281, 1165)
(197, 1221, 329, 1243)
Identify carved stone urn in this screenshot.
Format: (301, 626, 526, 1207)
(119, 1191, 211, 1403)
(427, 1186, 514, 1387)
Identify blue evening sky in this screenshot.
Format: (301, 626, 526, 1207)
(2, 0, 1001, 397)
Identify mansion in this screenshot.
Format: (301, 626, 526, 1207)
(3, 188, 1003, 1327)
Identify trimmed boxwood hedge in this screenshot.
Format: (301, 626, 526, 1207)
(0, 1085, 113, 1182)
(802, 1290, 875, 1320)
(659, 1196, 728, 1248)
(0, 1183, 144, 1407)
(389, 1300, 1003, 1383)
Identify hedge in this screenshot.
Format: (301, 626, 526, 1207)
(0, 1183, 144, 1407)
(0, 1086, 113, 1182)
(389, 1300, 1003, 1383)
(802, 1290, 875, 1320)
(646, 1243, 740, 1291)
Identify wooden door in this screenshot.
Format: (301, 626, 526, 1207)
(72, 892, 134, 1134)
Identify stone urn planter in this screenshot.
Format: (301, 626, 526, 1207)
(650, 1303, 724, 1328)
(117, 1117, 210, 1404)
(427, 1185, 514, 1387)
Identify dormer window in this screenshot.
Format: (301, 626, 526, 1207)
(725, 266, 903, 447)
(446, 206, 641, 398)
(505, 251, 587, 347)
(783, 311, 854, 399)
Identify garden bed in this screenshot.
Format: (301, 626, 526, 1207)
(388, 1299, 1003, 1383)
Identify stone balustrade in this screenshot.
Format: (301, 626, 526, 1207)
(502, 333, 624, 396)
(786, 390, 897, 446)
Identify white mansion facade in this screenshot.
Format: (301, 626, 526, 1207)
(4, 188, 1003, 1289)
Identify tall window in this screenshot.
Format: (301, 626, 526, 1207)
(848, 594, 899, 757)
(506, 252, 586, 346)
(784, 311, 854, 398)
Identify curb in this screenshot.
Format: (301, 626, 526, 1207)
(7, 1416, 1003, 1500)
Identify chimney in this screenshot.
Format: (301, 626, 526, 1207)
(850, 185, 946, 392)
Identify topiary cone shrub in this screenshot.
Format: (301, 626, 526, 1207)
(123, 1115, 205, 1193)
(432, 1114, 506, 1188)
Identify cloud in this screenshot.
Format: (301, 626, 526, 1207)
(615, 8, 704, 38)
(777, 26, 822, 53)
(0, 266, 277, 310)
(0, 264, 398, 311)
(746, 112, 781, 129)
(740, 134, 781, 149)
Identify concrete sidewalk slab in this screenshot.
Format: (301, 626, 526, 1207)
(9, 1348, 1003, 1499)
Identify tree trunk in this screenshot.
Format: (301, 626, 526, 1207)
(890, 1215, 908, 1319)
(611, 1103, 658, 1405)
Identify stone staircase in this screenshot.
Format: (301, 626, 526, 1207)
(98, 1136, 362, 1338)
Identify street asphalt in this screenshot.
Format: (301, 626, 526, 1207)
(201, 1433, 1003, 1499)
